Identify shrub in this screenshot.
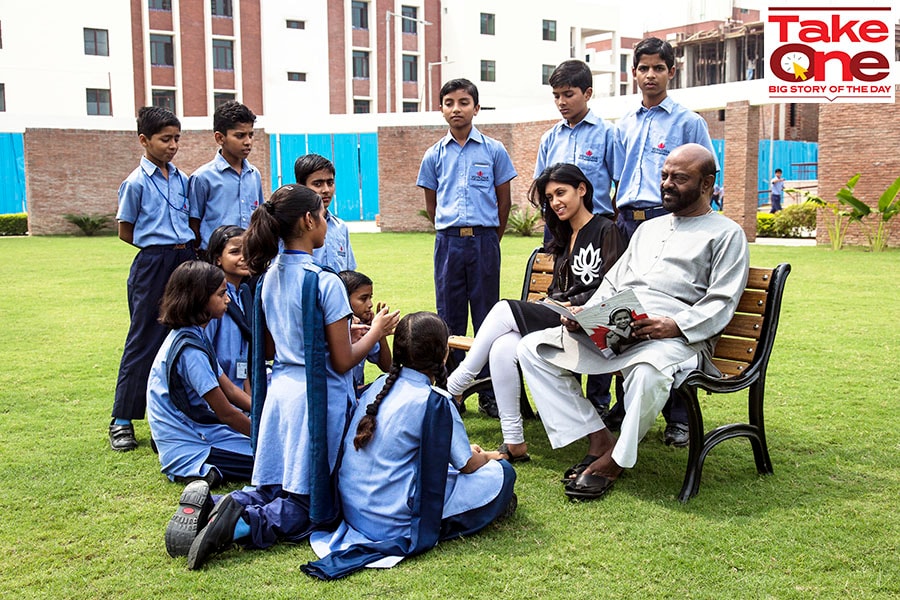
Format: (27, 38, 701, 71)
(757, 212, 777, 237)
(835, 173, 900, 252)
(772, 202, 817, 238)
(506, 205, 542, 237)
(64, 213, 115, 236)
(0, 213, 28, 236)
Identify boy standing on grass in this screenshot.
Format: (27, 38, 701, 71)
(535, 59, 619, 418)
(109, 106, 196, 452)
(611, 37, 718, 447)
(188, 101, 265, 251)
(294, 153, 357, 272)
(770, 169, 785, 213)
(416, 79, 517, 415)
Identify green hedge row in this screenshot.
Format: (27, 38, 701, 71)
(0, 213, 28, 236)
(757, 203, 817, 238)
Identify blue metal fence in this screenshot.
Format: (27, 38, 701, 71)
(269, 133, 380, 221)
(0, 133, 26, 214)
(757, 139, 818, 203)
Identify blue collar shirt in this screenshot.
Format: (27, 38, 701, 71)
(188, 151, 264, 248)
(614, 96, 717, 210)
(312, 211, 357, 272)
(416, 125, 517, 230)
(116, 156, 193, 248)
(534, 109, 616, 216)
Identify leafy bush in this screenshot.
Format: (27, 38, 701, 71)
(757, 213, 777, 237)
(835, 173, 900, 252)
(64, 213, 115, 236)
(772, 202, 817, 238)
(506, 205, 542, 237)
(0, 213, 28, 236)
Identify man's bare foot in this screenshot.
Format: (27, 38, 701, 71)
(583, 454, 624, 480)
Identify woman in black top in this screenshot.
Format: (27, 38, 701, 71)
(446, 163, 625, 461)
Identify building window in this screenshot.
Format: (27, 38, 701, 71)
(789, 103, 797, 127)
(152, 89, 175, 112)
(620, 54, 628, 73)
(84, 28, 109, 56)
(211, 0, 232, 17)
(620, 83, 628, 95)
(542, 20, 556, 41)
(213, 39, 234, 70)
(353, 99, 370, 114)
(401, 6, 417, 34)
(402, 55, 418, 83)
(287, 72, 306, 82)
(0, 84, 5, 112)
(86, 88, 112, 116)
(149, 34, 174, 66)
(480, 60, 495, 82)
(541, 64, 554, 85)
(286, 19, 305, 29)
(149, 0, 172, 11)
(403, 102, 418, 113)
(351, 1, 368, 30)
(214, 92, 235, 107)
(352, 50, 369, 79)
(480, 13, 495, 35)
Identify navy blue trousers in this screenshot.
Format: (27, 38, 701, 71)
(434, 229, 500, 367)
(230, 484, 314, 549)
(111, 245, 194, 420)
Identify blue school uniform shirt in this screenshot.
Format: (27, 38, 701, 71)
(416, 126, 517, 230)
(188, 151, 264, 248)
(613, 96, 717, 210)
(351, 341, 381, 391)
(146, 325, 252, 481)
(336, 369, 504, 542)
(204, 282, 248, 387)
(312, 211, 357, 272)
(252, 252, 355, 494)
(534, 110, 617, 216)
(116, 156, 193, 247)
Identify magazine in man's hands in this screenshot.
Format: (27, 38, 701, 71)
(539, 290, 649, 357)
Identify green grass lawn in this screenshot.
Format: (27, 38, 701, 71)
(0, 234, 897, 599)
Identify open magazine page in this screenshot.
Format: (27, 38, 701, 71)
(542, 290, 649, 358)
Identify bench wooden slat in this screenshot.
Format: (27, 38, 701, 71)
(448, 335, 474, 351)
(711, 357, 750, 377)
(746, 267, 774, 290)
(722, 313, 765, 339)
(737, 290, 768, 314)
(526, 291, 548, 302)
(529, 272, 554, 293)
(531, 253, 555, 273)
(713, 336, 759, 363)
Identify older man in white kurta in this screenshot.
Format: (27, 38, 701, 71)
(517, 143, 749, 499)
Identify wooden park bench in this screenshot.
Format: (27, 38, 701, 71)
(448, 249, 791, 504)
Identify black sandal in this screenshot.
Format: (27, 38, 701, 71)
(561, 455, 600, 482)
(497, 443, 531, 463)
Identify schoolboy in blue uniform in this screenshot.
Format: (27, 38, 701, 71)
(417, 79, 517, 399)
(110, 106, 195, 451)
(612, 37, 718, 446)
(294, 154, 357, 272)
(188, 101, 264, 251)
(535, 59, 618, 416)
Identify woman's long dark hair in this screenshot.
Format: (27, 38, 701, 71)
(529, 163, 593, 256)
(242, 184, 323, 275)
(353, 312, 449, 450)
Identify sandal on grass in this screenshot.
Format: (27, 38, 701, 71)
(497, 443, 531, 463)
(561, 455, 600, 482)
(564, 472, 615, 501)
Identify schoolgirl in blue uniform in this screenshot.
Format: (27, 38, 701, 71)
(338, 270, 392, 398)
(182, 184, 399, 570)
(446, 164, 624, 463)
(109, 106, 196, 452)
(146, 261, 254, 556)
(302, 312, 516, 580)
(203, 225, 252, 390)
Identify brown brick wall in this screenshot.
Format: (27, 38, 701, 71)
(131, 0, 146, 112)
(328, 1, 347, 114)
(722, 101, 760, 242)
(240, 0, 264, 112)
(180, 1, 207, 116)
(817, 98, 900, 248)
(26, 129, 271, 235)
(212, 16, 233, 37)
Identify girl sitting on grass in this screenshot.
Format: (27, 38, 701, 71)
(338, 270, 393, 398)
(302, 312, 516, 580)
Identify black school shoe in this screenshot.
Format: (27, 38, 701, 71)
(664, 423, 690, 447)
(187, 494, 244, 570)
(477, 393, 500, 419)
(108, 423, 138, 452)
(165, 480, 214, 558)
